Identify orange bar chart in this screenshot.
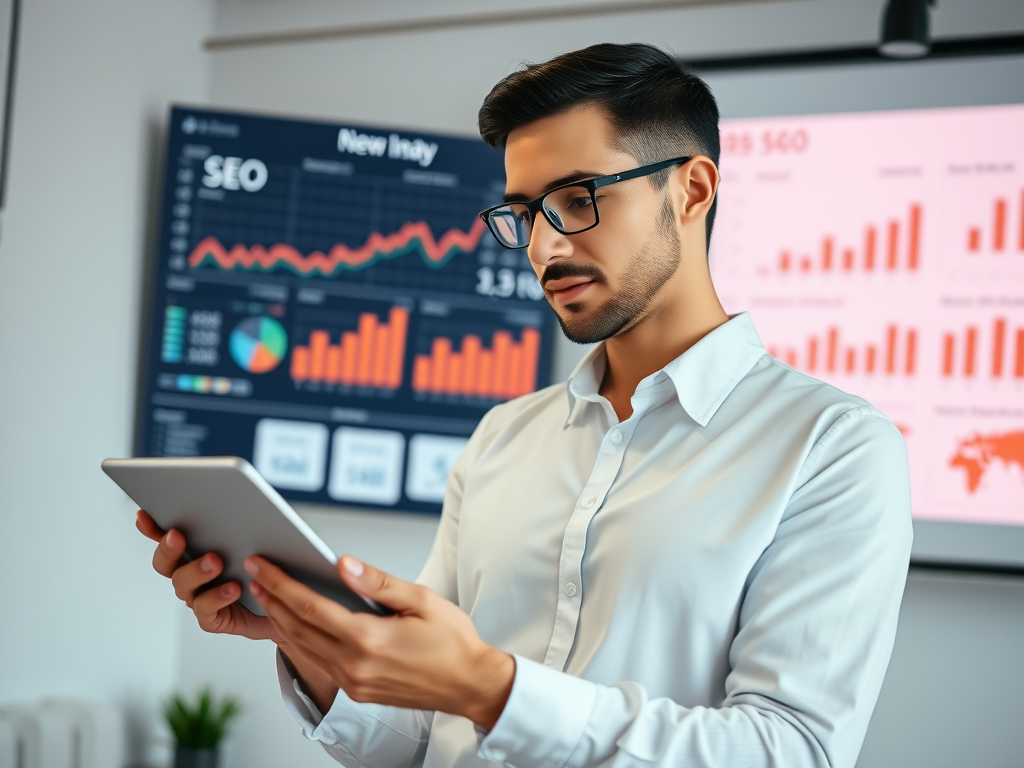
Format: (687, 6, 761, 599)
(966, 189, 1024, 254)
(772, 324, 917, 378)
(773, 203, 922, 275)
(941, 317, 1024, 380)
(412, 327, 541, 399)
(290, 306, 409, 389)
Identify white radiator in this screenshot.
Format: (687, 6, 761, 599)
(0, 700, 124, 768)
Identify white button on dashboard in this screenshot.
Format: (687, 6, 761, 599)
(565, 581, 578, 597)
(582, 496, 596, 508)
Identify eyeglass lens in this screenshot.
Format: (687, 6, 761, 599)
(487, 185, 597, 248)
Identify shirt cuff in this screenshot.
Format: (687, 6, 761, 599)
(275, 649, 325, 736)
(478, 655, 597, 768)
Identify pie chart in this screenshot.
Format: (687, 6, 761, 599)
(230, 317, 288, 373)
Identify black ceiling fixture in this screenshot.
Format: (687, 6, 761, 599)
(879, 0, 936, 59)
(682, 34, 1024, 73)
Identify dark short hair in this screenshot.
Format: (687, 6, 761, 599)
(478, 43, 720, 250)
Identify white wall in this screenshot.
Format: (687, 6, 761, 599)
(0, 0, 211, 764)
(3, 1, 1022, 767)
(192, 2, 1024, 767)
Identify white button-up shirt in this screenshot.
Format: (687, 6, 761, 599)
(279, 311, 913, 768)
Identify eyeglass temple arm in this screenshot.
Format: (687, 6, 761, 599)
(592, 156, 693, 189)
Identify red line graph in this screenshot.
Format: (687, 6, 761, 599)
(188, 219, 487, 277)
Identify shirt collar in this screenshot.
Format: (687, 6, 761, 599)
(564, 312, 766, 428)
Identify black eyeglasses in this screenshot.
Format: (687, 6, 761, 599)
(479, 156, 691, 249)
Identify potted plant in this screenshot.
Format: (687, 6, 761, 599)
(162, 687, 243, 768)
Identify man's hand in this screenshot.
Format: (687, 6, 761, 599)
(246, 554, 516, 730)
(135, 509, 280, 642)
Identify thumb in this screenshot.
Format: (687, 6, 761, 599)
(338, 555, 426, 615)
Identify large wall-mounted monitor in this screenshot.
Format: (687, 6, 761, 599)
(137, 107, 553, 514)
(703, 54, 1024, 570)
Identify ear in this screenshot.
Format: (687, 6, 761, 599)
(667, 156, 719, 232)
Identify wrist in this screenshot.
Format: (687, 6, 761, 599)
(462, 646, 516, 730)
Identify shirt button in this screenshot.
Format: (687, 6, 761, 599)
(489, 748, 508, 761)
(581, 496, 596, 508)
(565, 581, 578, 597)
(610, 429, 623, 444)
(544, 661, 555, 668)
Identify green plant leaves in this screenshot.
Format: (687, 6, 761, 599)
(162, 687, 243, 748)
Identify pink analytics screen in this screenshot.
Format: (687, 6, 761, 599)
(711, 103, 1024, 528)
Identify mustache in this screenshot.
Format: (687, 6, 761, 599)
(540, 262, 606, 288)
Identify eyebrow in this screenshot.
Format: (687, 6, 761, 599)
(503, 169, 606, 203)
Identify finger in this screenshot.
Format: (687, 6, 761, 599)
(337, 556, 428, 615)
(250, 580, 356, 671)
(192, 580, 243, 624)
(171, 553, 225, 606)
(152, 529, 187, 578)
(245, 557, 356, 622)
(136, 510, 164, 542)
(246, 558, 369, 643)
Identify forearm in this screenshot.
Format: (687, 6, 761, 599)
(278, 643, 339, 715)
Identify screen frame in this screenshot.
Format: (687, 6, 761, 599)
(688, 41, 1024, 575)
(133, 104, 558, 515)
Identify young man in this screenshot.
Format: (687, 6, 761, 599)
(139, 43, 912, 768)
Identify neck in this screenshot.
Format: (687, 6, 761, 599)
(599, 258, 728, 421)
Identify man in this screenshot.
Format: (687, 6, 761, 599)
(139, 43, 912, 768)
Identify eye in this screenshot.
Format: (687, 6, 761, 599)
(569, 195, 593, 209)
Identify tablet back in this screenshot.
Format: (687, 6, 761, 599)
(102, 456, 386, 615)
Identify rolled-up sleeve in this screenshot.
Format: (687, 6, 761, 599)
(479, 407, 913, 768)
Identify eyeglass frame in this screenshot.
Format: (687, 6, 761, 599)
(478, 155, 693, 249)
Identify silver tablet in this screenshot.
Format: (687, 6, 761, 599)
(102, 456, 390, 616)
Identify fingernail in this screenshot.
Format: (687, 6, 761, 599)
(222, 583, 235, 597)
(200, 556, 214, 573)
(244, 559, 258, 576)
(164, 531, 174, 547)
(249, 581, 263, 599)
(343, 556, 363, 577)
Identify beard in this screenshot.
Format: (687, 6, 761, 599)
(543, 210, 681, 345)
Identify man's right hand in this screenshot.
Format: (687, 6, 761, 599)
(136, 509, 341, 710)
(136, 509, 280, 642)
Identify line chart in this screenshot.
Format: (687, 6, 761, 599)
(187, 218, 487, 277)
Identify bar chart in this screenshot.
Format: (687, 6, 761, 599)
(290, 306, 409, 389)
(768, 323, 919, 377)
(773, 203, 922, 276)
(966, 190, 1024, 255)
(412, 327, 541, 399)
(712, 104, 1024, 525)
(941, 317, 1024, 379)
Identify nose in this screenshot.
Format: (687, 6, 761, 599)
(526, 210, 574, 269)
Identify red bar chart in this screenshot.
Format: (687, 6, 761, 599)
(966, 190, 1024, 255)
(941, 317, 1024, 379)
(711, 104, 1024, 526)
(774, 203, 922, 276)
(290, 306, 409, 389)
(412, 327, 541, 399)
(768, 323, 918, 378)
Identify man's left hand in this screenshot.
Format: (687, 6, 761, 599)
(245, 554, 515, 730)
